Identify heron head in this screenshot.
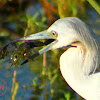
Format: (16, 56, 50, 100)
(21, 17, 85, 50)
(11, 17, 98, 65)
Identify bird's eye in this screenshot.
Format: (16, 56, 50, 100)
(50, 31, 57, 38)
(52, 31, 56, 35)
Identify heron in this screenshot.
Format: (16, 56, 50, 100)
(1, 17, 100, 99)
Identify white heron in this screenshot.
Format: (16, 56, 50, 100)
(12, 17, 100, 99)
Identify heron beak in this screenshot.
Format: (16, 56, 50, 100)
(19, 30, 51, 41)
(19, 30, 57, 65)
(19, 30, 56, 52)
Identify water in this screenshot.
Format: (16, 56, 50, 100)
(0, 65, 35, 100)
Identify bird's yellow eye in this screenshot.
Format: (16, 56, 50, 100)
(50, 31, 58, 38)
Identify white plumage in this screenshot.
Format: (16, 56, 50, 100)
(49, 18, 100, 100)
(15, 17, 100, 100)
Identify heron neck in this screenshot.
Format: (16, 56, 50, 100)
(59, 45, 97, 100)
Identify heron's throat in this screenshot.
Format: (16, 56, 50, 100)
(60, 43, 85, 76)
(60, 41, 98, 78)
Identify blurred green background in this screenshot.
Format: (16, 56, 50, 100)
(0, 0, 100, 100)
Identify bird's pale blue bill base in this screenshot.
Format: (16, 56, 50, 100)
(0, 30, 56, 67)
